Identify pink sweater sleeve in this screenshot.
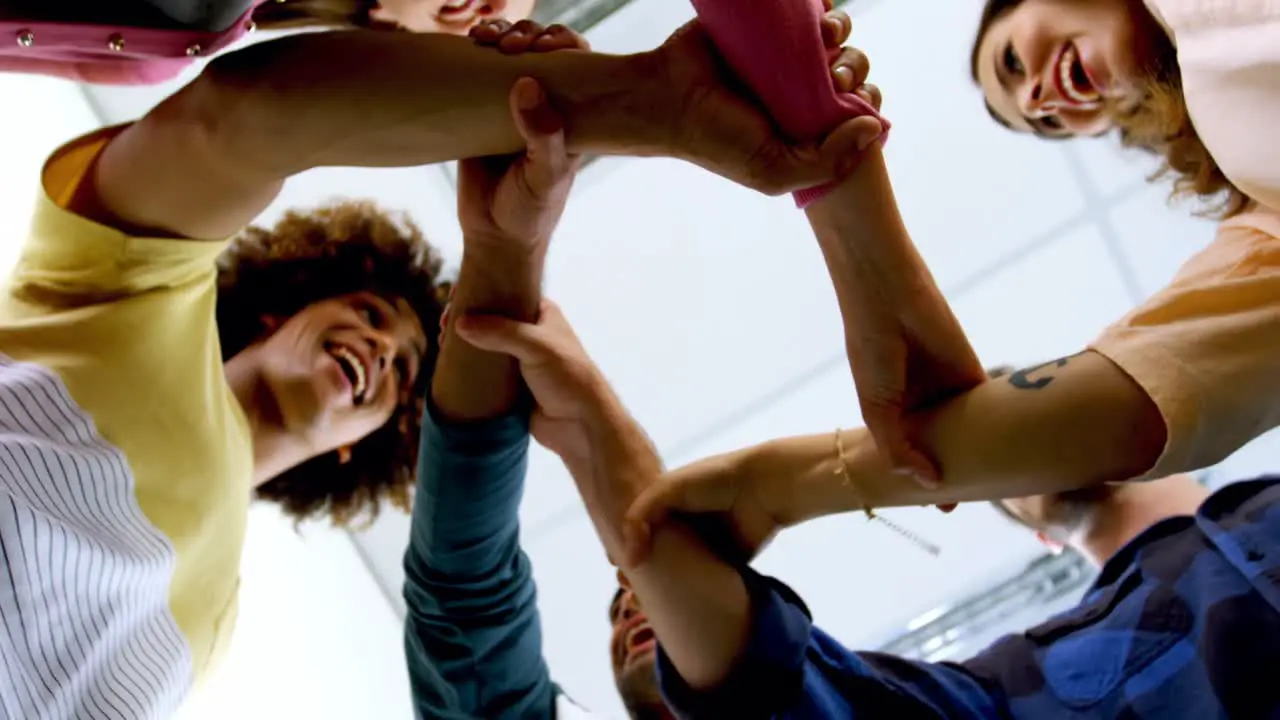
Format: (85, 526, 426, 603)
(689, 0, 890, 207)
(0, 56, 187, 85)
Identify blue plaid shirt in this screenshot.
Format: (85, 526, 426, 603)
(658, 477, 1280, 719)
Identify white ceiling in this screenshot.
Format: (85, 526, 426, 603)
(63, 0, 1280, 717)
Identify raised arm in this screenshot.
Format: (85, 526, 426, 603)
(625, 213, 1280, 554)
(456, 302, 1006, 719)
(622, 349, 1162, 560)
(804, 141, 987, 486)
(78, 17, 876, 242)
(758, 350, 1165, 525)
(402, 76, 576, 719)
(687, 0, 986, 482)
(81, 31, 654, 241)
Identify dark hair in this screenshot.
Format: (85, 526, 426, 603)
(970, 0, 1249, 218)
(216, 201, 449, 526)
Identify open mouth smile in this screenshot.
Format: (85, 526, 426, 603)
(438, 0, 483, 24)
(328, 343, 370, 405)
(616, 612, 656, 667)
(1054, 42, 1101, 107)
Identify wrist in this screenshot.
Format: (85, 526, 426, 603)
(791, 429, 890, 523)
(572, 390, 660, 536)
(557, 50, 674, 158)
(804, 150, 904, 265)
(453, 243, 546, 320)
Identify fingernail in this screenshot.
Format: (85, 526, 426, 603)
(894, 466, 936, 488)
(856, 126, 881, 151)
(517, 81, 542, 111)
(832, 65, 854, 90)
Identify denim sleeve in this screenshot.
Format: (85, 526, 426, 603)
(656, 568, 1005, 720)
(402, 400, 556, 720)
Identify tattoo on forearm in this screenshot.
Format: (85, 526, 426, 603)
(1007, 354, 1080, 390)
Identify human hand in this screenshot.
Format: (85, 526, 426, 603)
(455, 300, 610, 459)
(647, 1, 884, 195)
(618, 447, 787, 567)
(841, 282, 987, 498)
(455, 75, 581, 256)
(469, 18, 591, 53)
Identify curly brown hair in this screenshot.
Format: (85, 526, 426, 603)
(216, 201, 450, 527)
(970, 0, 1249, 219)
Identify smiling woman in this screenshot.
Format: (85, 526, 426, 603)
(969, 0, 1263, 217)
(216, 201, 448, 526)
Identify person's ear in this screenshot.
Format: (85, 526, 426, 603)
(1035, 531, 1066, 555)
(259, 315, 283, 336)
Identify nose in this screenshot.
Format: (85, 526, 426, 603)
(1019, 77, 1056, 118)
(365, 331, 396, 372)
(617, 597, 638, 622)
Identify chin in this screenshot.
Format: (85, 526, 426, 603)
(618, 661, 664, 717)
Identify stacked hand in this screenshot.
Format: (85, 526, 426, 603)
(472, 4, 883, 195)
(456, 21, 587, 253)
(456, 300, 610, 463)
(438, 21, 590, 339)
(621, 448, 786, 567)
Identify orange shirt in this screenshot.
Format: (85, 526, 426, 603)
(1092, 210, 1280, 479)
(1090, 0, 1280, 479)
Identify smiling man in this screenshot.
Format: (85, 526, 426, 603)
(607, 581, 670, 719)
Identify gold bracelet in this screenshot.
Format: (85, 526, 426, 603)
(833, 428, 876, 519)
(833, 428, 941, 557)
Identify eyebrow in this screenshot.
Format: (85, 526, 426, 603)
(994, 49, 1011, 94)
(380, 296, 428, 361)
(608, 587, 624, 621)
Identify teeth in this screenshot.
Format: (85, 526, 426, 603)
(332, 346, 367, 404)
(1057, 45, 1097, 104)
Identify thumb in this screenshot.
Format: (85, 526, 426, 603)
(620, 480, 686, 567)
(454, 315, 546, 363)
(819, 115, 886, 179)
(863, 403, 940, 489)
(509, 77, 574, 191)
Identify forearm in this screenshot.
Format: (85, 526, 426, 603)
(806, 150, 929, 310)
(805, 148, 981, 379)
(562, 394, 752, 691)
(403, 407, 554, 718)
(747, 351, 1166, 522)
(432, 246, 544, 421)
(201, 31, 665, 177)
